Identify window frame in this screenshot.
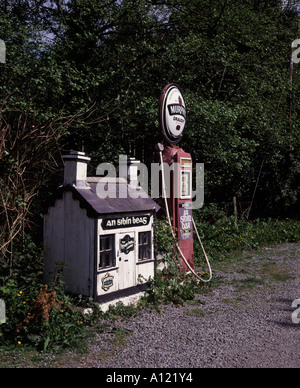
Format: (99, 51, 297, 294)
(99, 234, 116, 270)
(138, 231, 152, 262)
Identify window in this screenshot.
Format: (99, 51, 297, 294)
(100, 235, 116, 269)
(180, 170, 191, 199)
(138, 231, 152, 261)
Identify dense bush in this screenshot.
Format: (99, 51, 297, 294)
(0, 235, 93, 351)
(142, 218, 206, 308)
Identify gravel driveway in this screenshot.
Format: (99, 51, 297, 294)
(64, 243, 300, 368)
(2, 243, 300, 368)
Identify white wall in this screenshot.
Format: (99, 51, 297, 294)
(97, 213, 155, 297)
(44, 192, 95, 296)
(44, 196, 156, 299)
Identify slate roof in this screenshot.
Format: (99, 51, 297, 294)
(48, 177, 160, 218)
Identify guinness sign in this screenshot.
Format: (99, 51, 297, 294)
(120, 235, 135, 255)
(101, 273, 114, 291)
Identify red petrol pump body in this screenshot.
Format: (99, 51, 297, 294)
(162, 146, 194, 271)
(159, 84, 195, 271)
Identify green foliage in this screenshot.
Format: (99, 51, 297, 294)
(103, 301, 139, 321)
(144, 270, 202, 309)
(193, 215, 300, 264)
(143, 218, 206, 309)
(0, 235, 87, 351)
(1, 0, 300, 243)
(1, 0, 300, 351)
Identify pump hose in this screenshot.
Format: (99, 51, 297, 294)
(159, 149, 212, 283)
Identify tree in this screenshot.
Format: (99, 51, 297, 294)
(0, 2, 96, 264)
(1, 0, 300, 268)
(161, 0, 300, 216)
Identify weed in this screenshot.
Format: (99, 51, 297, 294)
(185, 308, 205, 318)
(237, 277, 265, 290)
(222, 297, 245, 306)
(110, 327, 133, 351)
(260, 263, 293, 283)
(0, 235, 87, 351)
(141, 218, 209, 310)
(193, 215, 300, 264)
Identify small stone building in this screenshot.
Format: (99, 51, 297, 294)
(44, 152, 159, 303)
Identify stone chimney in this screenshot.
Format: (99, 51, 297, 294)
(119, 156, 141, 187)
(63, 151, 91, 189)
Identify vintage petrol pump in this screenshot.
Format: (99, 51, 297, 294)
(158, 83, 194, 271)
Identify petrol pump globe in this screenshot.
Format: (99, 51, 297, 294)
(159, 83, 187, 145)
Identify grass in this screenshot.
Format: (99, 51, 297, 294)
(110, 327, 133, 351)
(235, 277, 265, 291)
(185, 308, 205, 318)
(215, 243, 298, 308)
(194, 216, 300, 266)
(222, 297, 245, 306)
(260, 263, 294, 283)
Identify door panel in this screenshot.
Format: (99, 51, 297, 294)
(117, 232, 136, 290)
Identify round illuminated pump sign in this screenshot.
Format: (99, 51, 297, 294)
(159, 83, 187, 145)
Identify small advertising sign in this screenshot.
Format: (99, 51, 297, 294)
(101, 273, 114, 291)
(120, 235, 135, 255)
(179, 207, 193, 240)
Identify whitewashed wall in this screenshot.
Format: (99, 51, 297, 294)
(97, 213, 155, 297)
(44, 192, 95, 296)
(44, 195, 156, 299)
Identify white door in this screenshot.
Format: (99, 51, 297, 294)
(117, 232, 136, 290)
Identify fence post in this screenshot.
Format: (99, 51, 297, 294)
(233, 196, 238, 219)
